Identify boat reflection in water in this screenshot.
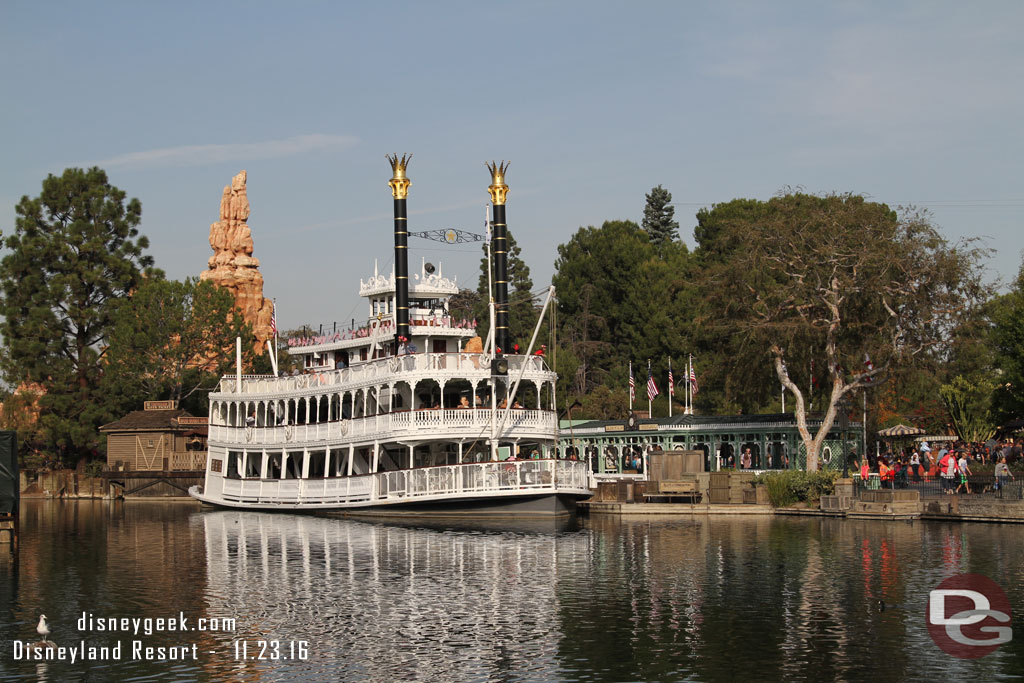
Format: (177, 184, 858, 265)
(200, 510, 588, 681)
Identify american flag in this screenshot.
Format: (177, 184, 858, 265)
(647, 363, 660, 401)
(864, 353, 874, 384)
(668, 360, 674, 397)
(689, 363, 699, 395)
(628, 362, 635, 402)
(270, 301, 277, 336)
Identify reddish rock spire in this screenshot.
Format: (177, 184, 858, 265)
(199, 170, 274, 350)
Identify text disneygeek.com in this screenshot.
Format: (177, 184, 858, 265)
(4, 611, 295, 664)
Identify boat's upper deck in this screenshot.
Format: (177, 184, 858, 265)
(216, 352, 553, 398)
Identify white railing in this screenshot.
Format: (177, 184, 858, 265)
(208, 409, 557, 446)
(217, 353, 549, 396)
(221, 476, 374, 505)
(218, 459, 590, 506)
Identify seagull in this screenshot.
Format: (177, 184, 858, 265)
(36, 615, 50, 642)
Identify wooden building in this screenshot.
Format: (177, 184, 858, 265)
(100, 401, 208, 472)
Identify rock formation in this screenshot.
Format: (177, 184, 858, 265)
(200, 171, 274, 350)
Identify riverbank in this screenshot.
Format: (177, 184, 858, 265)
(581, 486, 1024, 524)
(19, 469, 202, 499)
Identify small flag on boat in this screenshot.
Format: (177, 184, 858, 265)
(647, 360, 659, 401)
(668, 358, 674, 397)
(270, 301, 277, 337)
(689, 360, 699, 395)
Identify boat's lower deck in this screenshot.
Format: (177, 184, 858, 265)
(189, 458, 591, 515)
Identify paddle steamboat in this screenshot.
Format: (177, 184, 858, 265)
(189, 157, 591, 517)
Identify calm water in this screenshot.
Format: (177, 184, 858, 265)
(1, 501, 1022, 682)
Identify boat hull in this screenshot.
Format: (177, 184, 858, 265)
(189, 486, 584, 519)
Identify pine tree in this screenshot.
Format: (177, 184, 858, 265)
(642, 185, 679, 248)
(0, 167, 159, 463)
(475, 229, 537, 351)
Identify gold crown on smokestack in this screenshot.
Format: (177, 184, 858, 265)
(486, 160, 510, 205)
(387, 153, 412, 199)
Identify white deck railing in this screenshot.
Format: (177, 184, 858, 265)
(218, 459, 589, 506)
(216, 353, 549, 396)
(208, 409, 557, 445)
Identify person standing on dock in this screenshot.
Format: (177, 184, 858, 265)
(957, 452, 972, 494)
(995, 456, 1014, 498)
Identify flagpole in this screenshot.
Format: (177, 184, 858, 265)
(647, 358, 652, 418)
(628, 360, 634, 411)
(862, 389, 867, 458)
(687, 354, 692, 415)
(668, 357, 673, 417)
(273, 297, 279, 373)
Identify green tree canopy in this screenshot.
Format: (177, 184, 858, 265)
(989, 262, 1024, 423)
(475, 228, 538, 351)
(104, 278, 255, 413)
(696, 192, 988, 470)
(0, 167, 159, 462)
(551, 219, 695, 415)
(641, 184, 679, 248)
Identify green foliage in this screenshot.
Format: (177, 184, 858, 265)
(551, 220, 695, 412)
(574, 384, 629, 421)
(104, 278, 255, 412)
(989, 263, 1024, 423)
(753, 470, 840, 507)
(641, 185, 679, 247)
(475, 228, 537, 349)
(694, 193, 988, 469)
(447, 288, 480, 326)
(0, 167, 159, 463)
(939, 375, 997, 442)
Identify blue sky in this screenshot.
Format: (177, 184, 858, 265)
(2, 1, 1022, 331)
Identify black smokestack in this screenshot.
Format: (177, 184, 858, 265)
(387, 154, 412, 351)
(486, 161, 510, 353)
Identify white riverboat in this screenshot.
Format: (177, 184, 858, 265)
(189, 157, 591, 517)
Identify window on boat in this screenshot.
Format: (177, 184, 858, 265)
(244, 452, 261, 478)
(307, 451, 327, 478)
(517, 442, 545, 459)
(226, 451, 242, 479)
(266, 452, 282, 479)
(284, 452, 303, 479)
(328, 450, 344, 477)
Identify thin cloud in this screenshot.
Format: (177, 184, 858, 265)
(92, 134, 359, 168)
(287, 187, 542, 235)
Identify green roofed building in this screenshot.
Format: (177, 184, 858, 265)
(558, 413, 861, 476)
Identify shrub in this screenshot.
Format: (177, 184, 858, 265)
(753, 470, 840, 508)
(84, 460, 106, 478)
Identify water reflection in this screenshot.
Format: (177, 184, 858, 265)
(561, 517, 1024, 682)
(2, 503, 1023, 682)
(202, 511, 590, 681)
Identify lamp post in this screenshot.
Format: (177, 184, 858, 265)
(837, 397, 851, 477)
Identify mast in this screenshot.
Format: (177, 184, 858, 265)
(387, 154, 412, 352)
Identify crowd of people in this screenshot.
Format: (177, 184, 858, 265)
(854, 438, 1019, 496)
